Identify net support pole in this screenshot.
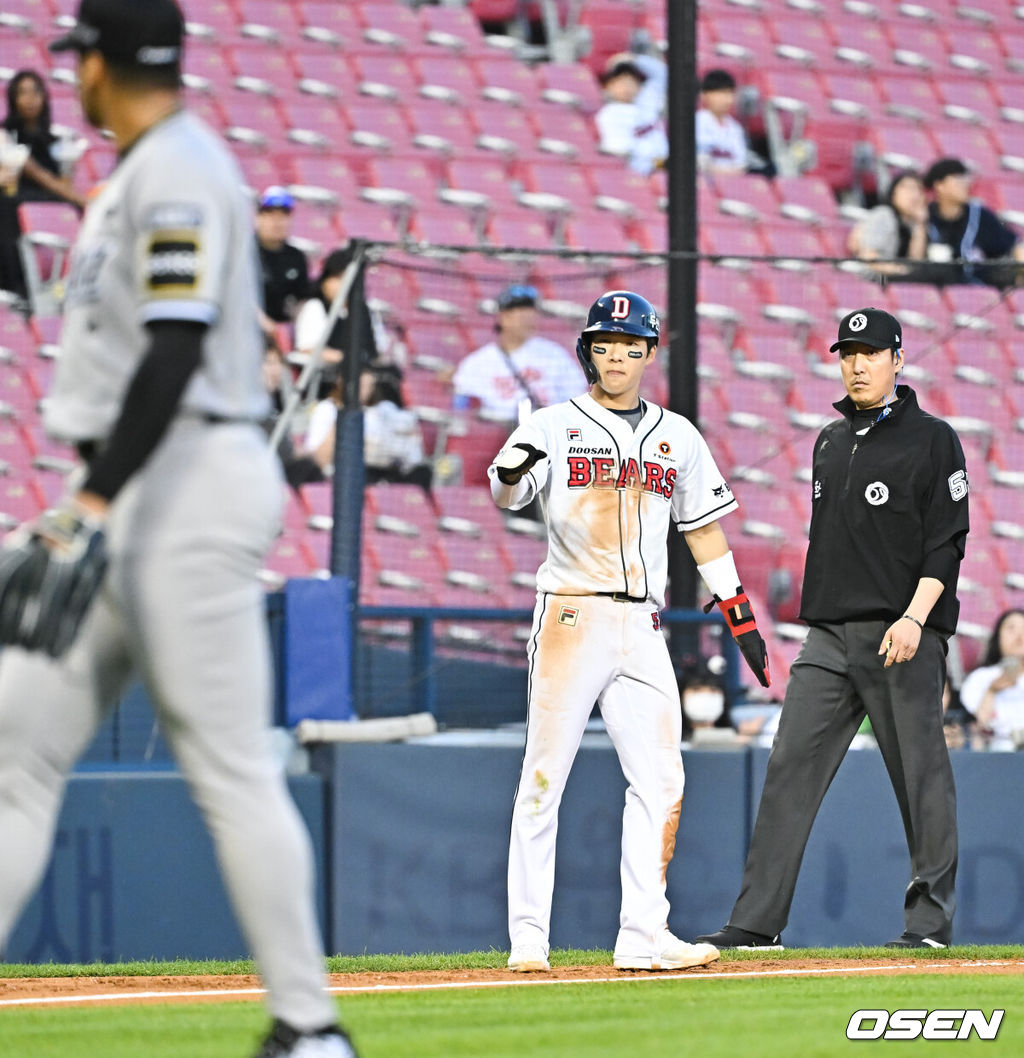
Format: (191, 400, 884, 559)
(666, 1, 701, 655)
(330, 244, 368, 714)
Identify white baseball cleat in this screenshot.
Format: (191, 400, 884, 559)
(614, 931, 720, 971)
(508, 943, 551, 972)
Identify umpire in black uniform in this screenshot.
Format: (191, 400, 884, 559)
(699, 308, 969, 950)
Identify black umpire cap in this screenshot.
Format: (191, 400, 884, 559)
(829, 307, 903, 352)
(50, 0, 185, 69)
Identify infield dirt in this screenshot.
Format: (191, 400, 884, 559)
(2, 957, 1023, 1008)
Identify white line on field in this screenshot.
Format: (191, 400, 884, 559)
(0, 963, 939, 1008)
(0, 987, 267, 1007)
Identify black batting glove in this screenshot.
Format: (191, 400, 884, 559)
(495, 443, 547, 486)
(703, 588, 771, 688)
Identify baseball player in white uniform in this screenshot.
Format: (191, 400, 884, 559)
(0, 4, 355, 1056)
(491, 290, 771, 973)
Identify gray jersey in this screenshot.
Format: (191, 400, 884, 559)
(44, 110, 269, 443)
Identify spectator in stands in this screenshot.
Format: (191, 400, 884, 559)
(452, 284, 586, 423)
(255, 185, 309, 339)
(959, 608, 1024, 750)
(848, 170, 931, 281)
(924, 157, 1024, 288)
(695, 69, 748, 175)
(2, 70, 86, 208)
(261, 338, 324, 490)
(1, 70, 86, 300)
(595, 57, 668, 175)
(295, 245, 378, 376)
(678, 663, 737, 745)
(942, 678, 974, 751)
(304, 363, 432, 490)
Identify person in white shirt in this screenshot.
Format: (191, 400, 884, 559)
(959, 609, 1024, 748)
(595, 58, 668, 176)
(452, 284, 586, 423)
(695, 68, 748, 174)
(305, 365, 431, 489)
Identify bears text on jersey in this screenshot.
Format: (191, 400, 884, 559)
(566, 455, 677, 498)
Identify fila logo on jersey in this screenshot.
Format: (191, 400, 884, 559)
(558, 605, 579, 626)
(567, 428, 582, 441)
(567, 456, 676, 498)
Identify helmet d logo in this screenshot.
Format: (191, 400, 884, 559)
(610, 296, 630, 319)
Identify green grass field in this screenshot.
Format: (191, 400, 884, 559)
(2, 948, 1021, 1058)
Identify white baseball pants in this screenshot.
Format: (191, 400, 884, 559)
(508, 592, 685, 959)
(0, 420, 337, 1031)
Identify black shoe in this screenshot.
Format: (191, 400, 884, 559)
(253, 1018, 358, 1057)
(694, 924, 784, 950)
(884, 931, 948, 949)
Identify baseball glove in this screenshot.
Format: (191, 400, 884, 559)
(0, 504, 108, 658)
(495, 443, 547, 485)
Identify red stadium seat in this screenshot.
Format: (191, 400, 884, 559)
(405, 100, 480, 157)
(409, 206, 480, 248)
(414, 55, 481, 100)
(486, 209, 556, 253)
(445, 157, 519, 211)
(820, 72, 886, 122)
(420, 5, 490, 56)
(536, 63, 603, 114)
(445, 419, 512, 487)
(930, 125, 1002, 176)
(433, 485, 508, 535)
(359, 2, 424, 49)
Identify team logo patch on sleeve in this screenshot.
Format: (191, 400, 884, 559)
(145, 230, 201, 295)
(557, 605, 579, 626)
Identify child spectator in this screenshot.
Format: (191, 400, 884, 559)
(595, 57, 668, 175)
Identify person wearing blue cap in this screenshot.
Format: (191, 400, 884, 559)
(256, 184, 309, 334)
(452, 283, 586, 423)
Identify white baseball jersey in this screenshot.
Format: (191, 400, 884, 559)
(695, 108, 748, 171)
(45, 110, 269, 443)
(489, 393, 738, 608)
(595, 101, 669, 175)
(452, 337, 586, 420)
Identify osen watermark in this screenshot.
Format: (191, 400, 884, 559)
(846, 1009, 1004, 1041)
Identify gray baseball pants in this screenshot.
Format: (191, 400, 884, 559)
(730, 620, 957, 943)
(0, 419, 337, 1030)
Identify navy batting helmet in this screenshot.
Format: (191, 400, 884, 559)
(576, 290, 659, 384)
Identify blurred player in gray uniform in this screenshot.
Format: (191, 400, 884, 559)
(0, 3, 356, 1055)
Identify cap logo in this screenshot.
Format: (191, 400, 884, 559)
(137, 45, 180, 64)
(848, 313, 868, 332)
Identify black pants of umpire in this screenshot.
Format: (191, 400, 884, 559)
(730, 620, 957, 944)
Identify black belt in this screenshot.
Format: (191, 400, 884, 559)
(597, 591, 648, 603)
(76, 413, 260, 463)
(183, 411, 263, 426)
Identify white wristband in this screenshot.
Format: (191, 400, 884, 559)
(697, 550, 741, 601)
